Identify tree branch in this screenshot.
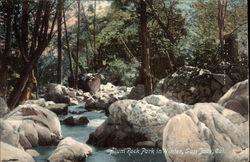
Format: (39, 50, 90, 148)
(145, 0, 175, 43)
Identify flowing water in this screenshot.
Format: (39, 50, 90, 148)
(34, 104, 166, 162)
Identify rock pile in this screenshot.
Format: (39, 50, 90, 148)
(0, 98, 62, 161)
(154, 66, 234, 104)
(87, 80, 249, 161)
(44, 82, 132, 110)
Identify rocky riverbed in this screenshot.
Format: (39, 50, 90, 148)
(0, 75, 249, 162)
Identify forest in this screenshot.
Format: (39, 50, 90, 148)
(0, 0, 248, 162)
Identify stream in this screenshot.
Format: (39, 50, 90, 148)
(34, 103, 166, 162)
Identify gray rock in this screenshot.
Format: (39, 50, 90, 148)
(0, 142, 35, 162)
(213, 74, 233, 86)
(127, 84, 145, 100)
(162, 103, 249, 162)
(0, 119, 20, 148)
(48, 137, 92, 162)
(218, 80, 248, 117)
(153, 66, 234, 104)
(0, 97, 9, 117)
(45, 103, 68, 115)
(87, 95, 191, 147)
(4, 104, 62, 148)
(63, 115, 89, 126)
(26, 149, 40, 157)
(45, 83, 71, 104)
(24, 98, 47, 107)
(84, 83, 132, 110)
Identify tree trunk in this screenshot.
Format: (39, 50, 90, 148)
(7, 0, 57, 109)
(75, 0, 80, 89)
(218, 0, 227, 58)
(19, 69, 37, 104)
(57, 0, 63, 84)
(7, 56, 39, 109)
(93, 0, 97, 71)
(63, 6, 75, 82)
(0, 0, 13, 99)
(140, 0, 153, 96)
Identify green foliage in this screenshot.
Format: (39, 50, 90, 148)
(181, 0, 248, 72)
(102, 58, 140, 86)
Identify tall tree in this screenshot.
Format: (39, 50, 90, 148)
(75, 0, 80, 89)
(140, 0, 153, 95)
(57, 0, 63, 84)
(218, 0, 227, 58)
(63, 6, 75, 83)
(0, 0, 13, 98)
(93, 0, 97, 71)
(7, 0, 57, 109)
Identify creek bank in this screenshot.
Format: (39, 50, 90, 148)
(87, 80, 248, 162)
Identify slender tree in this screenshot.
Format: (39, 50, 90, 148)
(0, 0, 13, 98)
(93, 0, 98, 71)
(57, 0, 63, 84)
(75, 0, 80, 89)
(140, 0, 153, 95)
(218, 0, 227, 58)
(63, 6, 75, 83)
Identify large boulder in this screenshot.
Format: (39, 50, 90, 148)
(48, 137, 92, 162)
(154, 66, 234, 104)
(0, 142, 35, 162)
(0, 119, 21, 148)
(69, 73, 103, 93)
(84, 83, 132, 110)
(127, 84, 145, 100)
(218, 79, 248, 118)
(44, 83, 71, 104)
(0, 97, 9, 117)
(87, 95, 191, 147)
(162, 103, 249, 162)
(4, 104, 62, 148)
(62, 115, 89, 126)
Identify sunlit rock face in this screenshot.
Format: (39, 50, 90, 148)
(218, 79, 248, 118)
(87, 95, 191, 147)
(4, 104, 62, 149)
(154, 66, 234, 104)
(0, 142, 35, 162)
(48, 137, 92, 162)
(44, 83, 72, 104)
(0, 119, 21, 148)
(162, 103, 249, 162)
